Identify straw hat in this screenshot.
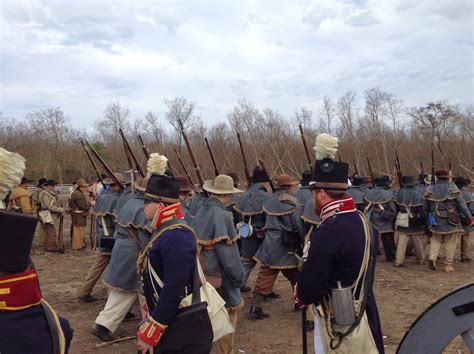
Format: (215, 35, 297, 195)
(203, 175, 243, 195)
(275, 174, 299, 187)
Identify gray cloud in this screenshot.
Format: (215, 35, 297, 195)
(344, 9, 379, 27)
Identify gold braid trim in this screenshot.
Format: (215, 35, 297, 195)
(137, 223, 197, 275)
(41, 299, 66, 354)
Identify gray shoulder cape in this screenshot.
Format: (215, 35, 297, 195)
(92, 189, 121, 216)
(424, 181, 460, 202)
(394, 186, 424, 207)
(263, 190, 297, 215)
(234, 183, 270, 215)
(364, 187, 394, 204)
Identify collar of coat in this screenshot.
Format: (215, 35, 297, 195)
(0, 270, 42, 311)
(320, 196, 357, 223)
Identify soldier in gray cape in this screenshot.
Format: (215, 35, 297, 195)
(347, 176, 371, 212)
(251, 174, 306, 319)
(293, 170, 312, 206)
(454, 176, 473, 263)
(393, 175, 428, 267)
(424, 169, 473, 272)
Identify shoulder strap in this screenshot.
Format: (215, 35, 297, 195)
(41, 299, 66, 354)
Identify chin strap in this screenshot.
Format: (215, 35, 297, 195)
(137, 315, 168, 347)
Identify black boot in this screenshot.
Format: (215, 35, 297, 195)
(249, 305, 270, 319)
(79, 294, 98, 303)
(90, 323, 114, 342)
(263, 292, 280, 301)
(124, 311, 137, 321)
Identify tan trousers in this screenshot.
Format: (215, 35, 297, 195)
(395, 233, 424, 265)
(77, 253, 111, 298)
(254, 266, 299, 295)
(460, 231, 472, 258)
(72, 225, 86, 250)
(38, 224, 47, 247)
(213, 308, 239, 354)
(95, 289, 141, 333)
(429, 232, 457, 265)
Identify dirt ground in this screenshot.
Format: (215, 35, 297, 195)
(32, 226, 473, 354)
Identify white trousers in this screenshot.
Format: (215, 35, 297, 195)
(314, 311, 326, 354)
(95, 289, 139, 333)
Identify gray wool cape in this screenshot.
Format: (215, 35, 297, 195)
(254, 189, 306, 269)
(301, 197, 321, 242)
(104, 191, 152, 291)
(424, 180, 472, 234)
(393, 186, 427, 234)
(364, 186, 397, 234)
(180, 199, 192, 225)
(191, 197, 245, 309)
(233, 183, 270, 260)
(114, 185, 133, 215)
(347, 185, 370, 211)
(459, 187, 474, 233)
(188, 193, 206, 220)
(293, 187, 312, 206)
(92, 188, 121, 255)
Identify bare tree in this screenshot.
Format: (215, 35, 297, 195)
(319, 96, 335, 135)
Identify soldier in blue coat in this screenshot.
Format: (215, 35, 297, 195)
(296, 134, 384, 353)
(135, 173, 205, 353)
(0, 209, 74, 353)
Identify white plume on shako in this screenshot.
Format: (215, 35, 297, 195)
(0, 147, 26, 202)
(146, 153, 168, 176)
(313, 133, 339, 160)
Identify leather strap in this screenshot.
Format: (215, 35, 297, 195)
(41, 300, 64, 354)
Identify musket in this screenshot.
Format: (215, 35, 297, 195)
(119, 129, 144, 177)
(237, 132, 252, 186)
(89, 214, 95, 250)
(84, 140, 124, 191)
(258, 158, 275, 192)
(338, 153, 342, 162)
(353, 160, 359, 176)
(366, 156, 375, 187)
(58, 213, 65, 253)
(137, 134, 151, 159)
(448, 158, 452, 180)
(298, 124, 313, 172)
(431, 142, 436, 184)
(80, 139, 106, 189)
(177, 119, 207, 195)
(204, 137, 219, 177)
(419, 160, 425, 176)
(395, 150, 403, 186)
(174, 147, 194, 185)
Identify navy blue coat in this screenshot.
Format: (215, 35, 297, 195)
(297, 212, 384, 354)
(0, 305, 73, 353)
(143, 223, 197, 325)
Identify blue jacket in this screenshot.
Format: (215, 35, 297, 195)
(142, 220, 197, 325)
(92, 188, 121, 254)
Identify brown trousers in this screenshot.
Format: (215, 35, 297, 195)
(254, 265, 299, 296)
(212, 308, 239, 354)
(72, 225, 86, 250)
(45, 224, 59, 251)
(38, 224, 47, 247)
(77, 252, 111, 298)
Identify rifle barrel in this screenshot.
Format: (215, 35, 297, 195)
(237, 132, 252, 186)
(174, 147, 194, 185)
(205, 137, 220, 177)
(119, 129, 144, 177)
(258, 158, 275, 192)
(366, 156, 375, 187)
(299, 124, 313, 171)
(80, 139, 106, 188)
(84, 140, 124, 191)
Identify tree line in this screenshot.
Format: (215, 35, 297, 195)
(1, 87, 472, 184)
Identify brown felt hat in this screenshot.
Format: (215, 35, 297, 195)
(76, 178, 89, 187)
(175, 175, 195, 192)
(275, 174, 299, 186)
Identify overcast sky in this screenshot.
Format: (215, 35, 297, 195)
(0, 0, 472, 127)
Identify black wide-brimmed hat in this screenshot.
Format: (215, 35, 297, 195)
(454, 176, 470, 188)
(374, 175, 392, 187)
(37, 177, 47, 187)
(300, 170, 312, 186)
(251, 166, 269, 184)
(0, 210, 38, 273)
(401, 175, 416, 187)
(45, 179, 58, 186)
(21, 177, 33, 185)
(307, 158, 349, 191)
(145, 174, 180, 203)
(351, 176, 363, 186)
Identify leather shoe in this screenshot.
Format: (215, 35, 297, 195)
(249, 306, 270, 319)
(428, 260, 436, 271)
(263, 292, 280, 301)
(90, 323, 114, 342)
(240, 285, 251, 293)
(461, 256, 471, 263)
(124, 311, 137, 321)
(79, 295, 98, 303)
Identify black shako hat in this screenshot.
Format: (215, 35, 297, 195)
(307, 158, 349, 191)
(145, 174, 180, 204)
(0, 210, 38, 273)
(401, 175, 416, 187)
(300, 170, 312, 186)
(251, 166, 269, 183)
(374, 175, 392, 187)
(352, 176, 364, 186)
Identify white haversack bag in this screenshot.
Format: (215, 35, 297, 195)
(148, 257, 234, 342)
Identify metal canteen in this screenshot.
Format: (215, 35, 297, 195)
(237, 222, 253, 239)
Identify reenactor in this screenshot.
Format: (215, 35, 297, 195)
(175, 175, 195, 224)
(347, 176, 371, 212)
(454, 176, 473, 263)
(192, 174, 245, 353)
(36, 177, 48, 247)
(69, 178, 91, 250)
(424, 170, 473, 272)
(251, 174, 305, 319)
(8, 176, 34, 214)
(293, 170, 312, 206)
(38, 179, 64, 252)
